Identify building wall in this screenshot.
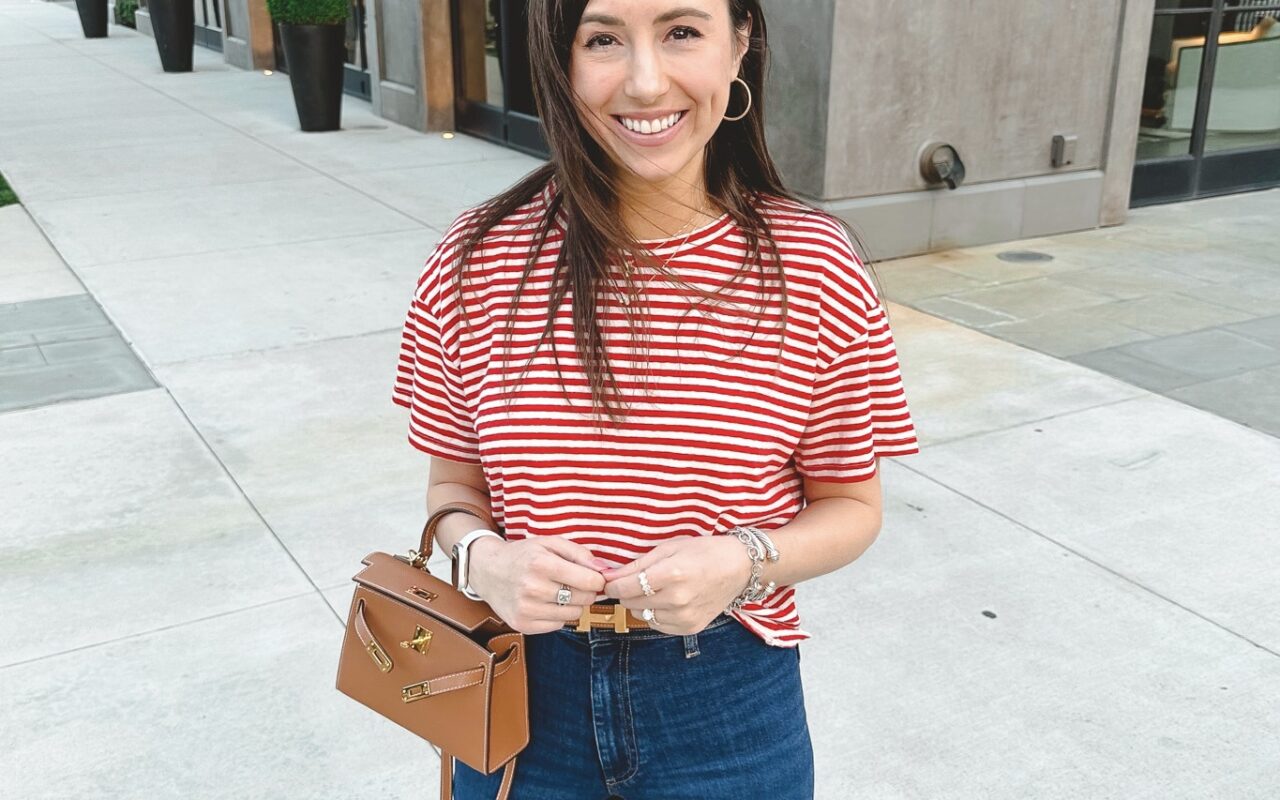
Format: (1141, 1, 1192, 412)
(825, 0, 1117, 198)
(759, 0, 835, 198)
(759, 0, 1150, 259)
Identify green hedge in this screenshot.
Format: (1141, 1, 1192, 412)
(114, 0, 139, 28)
(0, 171, 18, 208)
(265, 0, 348, 25)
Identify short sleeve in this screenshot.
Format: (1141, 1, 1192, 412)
(391, 235, 483, 464)
(794, 228, 920, 483)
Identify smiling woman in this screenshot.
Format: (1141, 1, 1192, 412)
(391, 0, 921, 797)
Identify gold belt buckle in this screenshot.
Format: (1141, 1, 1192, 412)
(576, 604, 632, 633)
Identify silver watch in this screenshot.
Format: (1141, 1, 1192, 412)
(452, 528, 503, 601)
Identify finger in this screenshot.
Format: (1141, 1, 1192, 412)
(541, 535, 613, 572)
(606, 564, 670, 603)
(600, 546, 667, 581)
(536, 585, 596, 623)
(541, 552, 610, 594)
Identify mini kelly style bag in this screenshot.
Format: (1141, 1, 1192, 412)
(335, 502, 527, 800)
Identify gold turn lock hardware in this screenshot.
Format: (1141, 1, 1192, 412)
(402, 680, 432, 702)
(408, 586, 438, 602)
(366, 640, 393, 673)
(577, 605, 632, 633)
(400, 625, 433, 655)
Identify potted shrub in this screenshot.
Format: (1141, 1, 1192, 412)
(115, 0, 140, 29)
(266, 0, 350, 132)
(73, 0, 108, 38)
(147, 0, 195, 72)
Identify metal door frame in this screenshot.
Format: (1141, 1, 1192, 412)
(450, 0, 549, 158)
(1132, 1, 1280, 205)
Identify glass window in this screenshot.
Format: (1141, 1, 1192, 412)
(456, 0, 505, 108)
(1139, 11, 1214, 158)
(1205, 3, 1280, 152)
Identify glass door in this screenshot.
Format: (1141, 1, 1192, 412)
(193, 0, 223, 51)
(450, 0, 549, 158)
(1132, 0, 1280, 205)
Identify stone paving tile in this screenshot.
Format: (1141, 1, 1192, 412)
(1167, 364, 1280, 437)
(983, 307, 1156, 358)
(1060, 291, 1256, 337)
(869, 256, 989, 302)
(0, 356, 156, 412)
(1066, 348, 1205, 393)
(0, 294, 153, 411)
(0, 343, 43, 372)
(1223, 313, 1280, 348)
(1047, 262, 1215, 300)
(0, 294, 106, 333)
(40, 334, 135, 363)
(912, 294, 1020, 327)
(1176, 277, 1280, 316)
(1110, 328, 1280, 381)
(939, 276, 1120, 321)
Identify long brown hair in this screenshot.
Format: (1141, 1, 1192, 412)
(450, 0, 881, 426)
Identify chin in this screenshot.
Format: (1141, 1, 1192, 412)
(619, 155, 693, 184)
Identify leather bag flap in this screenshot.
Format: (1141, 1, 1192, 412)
(354, 551, 501, 634)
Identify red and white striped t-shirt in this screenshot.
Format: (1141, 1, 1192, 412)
(392, 176, 920, 647)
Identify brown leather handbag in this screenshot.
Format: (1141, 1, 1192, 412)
(335, 501, 527, 800)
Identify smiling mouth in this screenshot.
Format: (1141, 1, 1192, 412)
(611, 110, 691, 135)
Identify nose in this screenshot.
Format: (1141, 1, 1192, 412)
(623, 40, 669, 104)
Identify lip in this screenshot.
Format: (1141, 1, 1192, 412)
(611, 110, 689, 147)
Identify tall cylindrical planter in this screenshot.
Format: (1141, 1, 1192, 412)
(278, 22, 346, 132)
(74, 0, 108, 37)
(148, 0, 195, 72)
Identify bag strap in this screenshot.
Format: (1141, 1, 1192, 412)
(440, 752, 517, 800)
(412, 502, 500, 569)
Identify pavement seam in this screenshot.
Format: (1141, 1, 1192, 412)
(893, 459, 1280, 660)
(0, 587, 320, 672)
(25, 14, 501, 232)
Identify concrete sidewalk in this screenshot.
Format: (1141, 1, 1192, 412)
(2, 2, 1278, 798)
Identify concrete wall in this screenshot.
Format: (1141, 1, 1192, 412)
(825, 0, 1118, 197)
(780, 0, 1147, 259)
(760, 0, 834, 197)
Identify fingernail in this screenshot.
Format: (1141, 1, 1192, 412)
(592, 558, 612, 569)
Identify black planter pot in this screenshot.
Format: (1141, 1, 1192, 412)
(74, 0, 108, 38)
(148, 0, 194, 72)
(279, 22, 346, 132)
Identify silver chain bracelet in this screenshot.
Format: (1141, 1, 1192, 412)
(725, 524, 780, 611)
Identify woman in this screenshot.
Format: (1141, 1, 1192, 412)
(391, 1, 921, 797)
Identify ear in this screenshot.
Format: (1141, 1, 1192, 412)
(733, 11, 752, 73)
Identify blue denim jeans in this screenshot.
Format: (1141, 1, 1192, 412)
(452, 605, 814, 799)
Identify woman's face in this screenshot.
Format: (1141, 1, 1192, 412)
(569, 0, 750, 189)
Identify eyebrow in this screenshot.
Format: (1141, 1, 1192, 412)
(580, 7, 713, 27)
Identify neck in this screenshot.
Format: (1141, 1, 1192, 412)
(614, 170, 717, 241)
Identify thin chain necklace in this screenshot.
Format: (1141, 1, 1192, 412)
(618, 207, 715, 307)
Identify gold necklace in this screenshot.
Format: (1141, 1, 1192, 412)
(618, 207, 715, 307)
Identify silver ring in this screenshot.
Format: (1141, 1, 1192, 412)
(555, 585, 572, 605)
(638, 570, 655, 597)
(641, 607, 658, 625)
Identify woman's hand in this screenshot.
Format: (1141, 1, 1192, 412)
(469, 536, 611, 635)
(600, 536, 753, 635)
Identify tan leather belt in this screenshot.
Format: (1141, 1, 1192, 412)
(563, 602, 654, 633)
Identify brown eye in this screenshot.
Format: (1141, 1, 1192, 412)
(585, 33, 617, 49)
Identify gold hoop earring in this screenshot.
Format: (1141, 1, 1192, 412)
(723, 76, 752, 122)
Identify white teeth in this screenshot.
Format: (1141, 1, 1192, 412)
(620, 112, 682, 134)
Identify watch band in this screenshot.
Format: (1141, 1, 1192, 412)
(454, 528, 504, 601)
